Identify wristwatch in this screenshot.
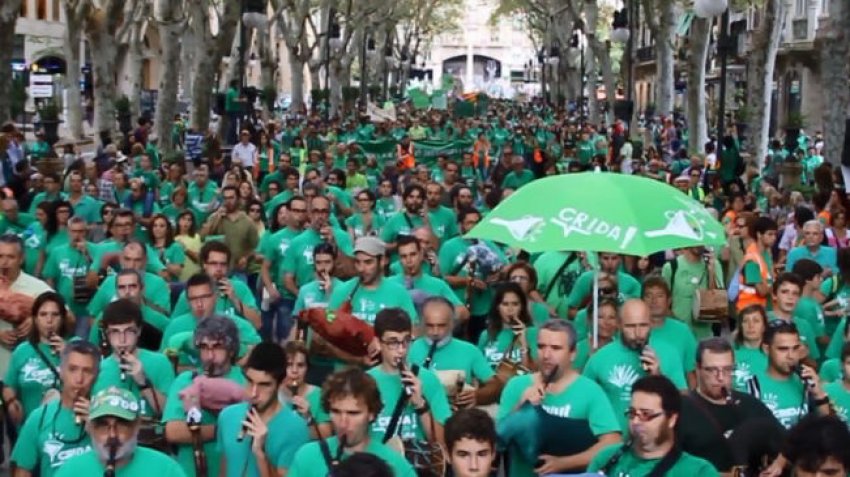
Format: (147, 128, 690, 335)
(415, 401, 430, 415)
(139, 378, 152, 390)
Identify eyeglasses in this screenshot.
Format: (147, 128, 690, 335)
(188, 292, 214, 302)
(312, 208, 331, 215)
(700, 365, 735, 376)
(91, 418, 135, 433)
(510, 275, 529, 283)
(381, 337, 412, 350)
(625, 408, 665, 422)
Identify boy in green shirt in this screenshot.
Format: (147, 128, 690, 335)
(288, 368, 417, 477)
(791, 259, 830, 352)
(824, 342, 850, 425)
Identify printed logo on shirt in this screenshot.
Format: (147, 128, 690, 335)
(373, 413, 418, 440)
(607, 364, 640, 403)
(733, 363, 753, 390)
(21, 359, 58, 387)
(302, 247, 315, 265)
(542, 404, 572, 418)
(58, 260, 88, 279)
(762, 392, 806, 428)
(834, 404, 848, 424)
(43, 438, 91, 468)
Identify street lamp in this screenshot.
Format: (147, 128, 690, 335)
(571, 27, 586, 128)
(610, 8, 630, 44)
(537, 49, 547, 105)
(695, 0, 731, 162)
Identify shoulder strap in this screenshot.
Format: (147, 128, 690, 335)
(403, 212, 415, 231)
(544, 252, 577, 299)
(32, 343, 62, 387)
(382, 364, 420, 443)
(685, 391, 730, 437)
(646, 444, 684, 477)
(669, 256, 679, 291)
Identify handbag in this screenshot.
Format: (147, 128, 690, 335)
(693, 264, 728, 322)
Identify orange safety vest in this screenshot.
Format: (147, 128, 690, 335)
(533, 148, 544, 164)
(473, 140, 490, 169)
(397, 143, 415, 170)
(736, 242, 771, 311)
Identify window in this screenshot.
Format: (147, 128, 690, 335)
(794, 0, 806, 17)
(36, 0, 46, 20)
(822, 0, 829, 14)
(53, 0, 60, 21)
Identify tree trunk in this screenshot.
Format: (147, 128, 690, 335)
(745, 0, 786, 169)
(190, 0, 239, 132)
(586, 44, 599, 125)
(686, 16, 710, 155)
(125, 21, 145, 120)
(86, 6, 121, 139)
(817, 0, 850, 165)
(0, 0, 23, 125)
(153, 0, 184, 156)
(62, 2, 85, 140)
(289, 53, 306, 111)
(655, 0, 676, 117)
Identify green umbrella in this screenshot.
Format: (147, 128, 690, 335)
(467, 172, 726, 256)
(467, 172, 726, 346)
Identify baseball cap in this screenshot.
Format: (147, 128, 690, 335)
(673, 174, 690, 184)
(89, 387, 141, 421)
(354, 236, 385, 257)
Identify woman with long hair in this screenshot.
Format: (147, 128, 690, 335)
(346, 189, 385, 242)
(1, 292, 69, 423)
(147, 213, 185, 283)
(246, 198, 266, 237)
(503, 262, 552, 327)
(161, 186, 194, 227)
(826, 209, 849, 249)
(477, 282, 537, 371)
(174, 210, 202, 282)
(733, 304, 769, 391)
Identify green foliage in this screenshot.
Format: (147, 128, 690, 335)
(784, 111, 807, 129)
(114, 95, 131, 115)
(261, 86, 277, 111)
(310, 88, 329, 103)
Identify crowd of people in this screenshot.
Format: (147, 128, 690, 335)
(0, 100, 847, 477)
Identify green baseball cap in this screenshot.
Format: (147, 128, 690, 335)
(89, 387, 141, 421)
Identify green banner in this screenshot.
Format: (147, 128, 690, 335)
(409, 88, 431, 110)
(454, 100, 475, 118)
(356, 138, 474, 166)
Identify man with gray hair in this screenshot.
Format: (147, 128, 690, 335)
(785, 219, 837, 274)
(163, 314, 247, 477)
(10, 340, 101, 476)
(497, 319, 622, 476)
(87, 269, 169, 350)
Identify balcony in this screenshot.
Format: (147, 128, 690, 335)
(792, 18, 809, 41)
(636, 46, 656, 63)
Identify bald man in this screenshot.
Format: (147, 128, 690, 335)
(582, 299, 691, 432)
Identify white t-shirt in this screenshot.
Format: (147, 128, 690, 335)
(232, 142, 257, 168)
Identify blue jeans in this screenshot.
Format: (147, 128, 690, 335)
(261, 297, 295, 343)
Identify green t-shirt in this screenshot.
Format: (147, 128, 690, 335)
(375, 197, 399, 221)
(4, 341, 62, 418)
(439, 237, 506, 316)
(0, 212, 35, 236)
(794, 295, 827, 341)
(216, 402, 310, 476)
(380, 212, 425, 251)
(162, 367, 246, 477)
(282, 228, 353, 289)
(825, 317, 848, 360)
(151, 242, 187, 281)
(22, 222, 46, 274)
(651, 317, 699, 373)
(534, 251, 586, 318)
(264, 190, 294, 219)
(386, 273, 462, 306)
(327, 278, 418, 326)
(258, 226, 302, 297)
(225, 87, 240, 113)
(28, 191, 68, 214)
(86, 272, 171, 318)
(288, 436, 416, 477)
(344, 212, 386, 240)
(172, 276, 259, 321)
(367, 366, 452, 441)
(821, 275, 850, 337)
(587, 443, 720, 477)
(497, 373, 620, 477)
(11, 400, 92, 477)
(161, 312, 260, 365)
(477, 328, 539, 369)
(661, 256, 725, 339)
(92, 349, 175, 419)
(824, 380, 850, 426)
(42, 242, 94, 317)
(408, 337, 495, 385)
(819, 358, 843, 384)
(583, 338, 688, 431)
(750, 370, 808, 429)
(87, 239, 166, 276)
(55, 447, 185, 477)
(69, 195, 103, 225)
(568, 270, 642, 310)
(501, 169, 535, 190)
(733, 345, 768, 391)
(187, 181, 219, 223)
(426, 206, 459, 243)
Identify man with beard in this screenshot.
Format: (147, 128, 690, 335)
(423, 182, 459, 243)
(283, 195, 354, 295)
(588, 375, 720, 476)
(408, 297, 494, 408)
(380, 184, 434, 257)
(88, 269, 169, 349)
(200, 185, 259, 275)
(583, 299, 689, 432)
(53, 387, 184, 476)
(288, 368, 416, 477)
(498, 319, 621, 477)
(677, 338, 783, 474)
(163, 315, 247, 477)
(444, 409, 496, 477)
(367, 308, 451, 444)
(92, 299, 174, 424)
(160, 273, 260, 371)
(85, 209, 167, 288)
(327, 237, 417, 364)
(217, 342, 309, 477)
(11, 341, 100, 477)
